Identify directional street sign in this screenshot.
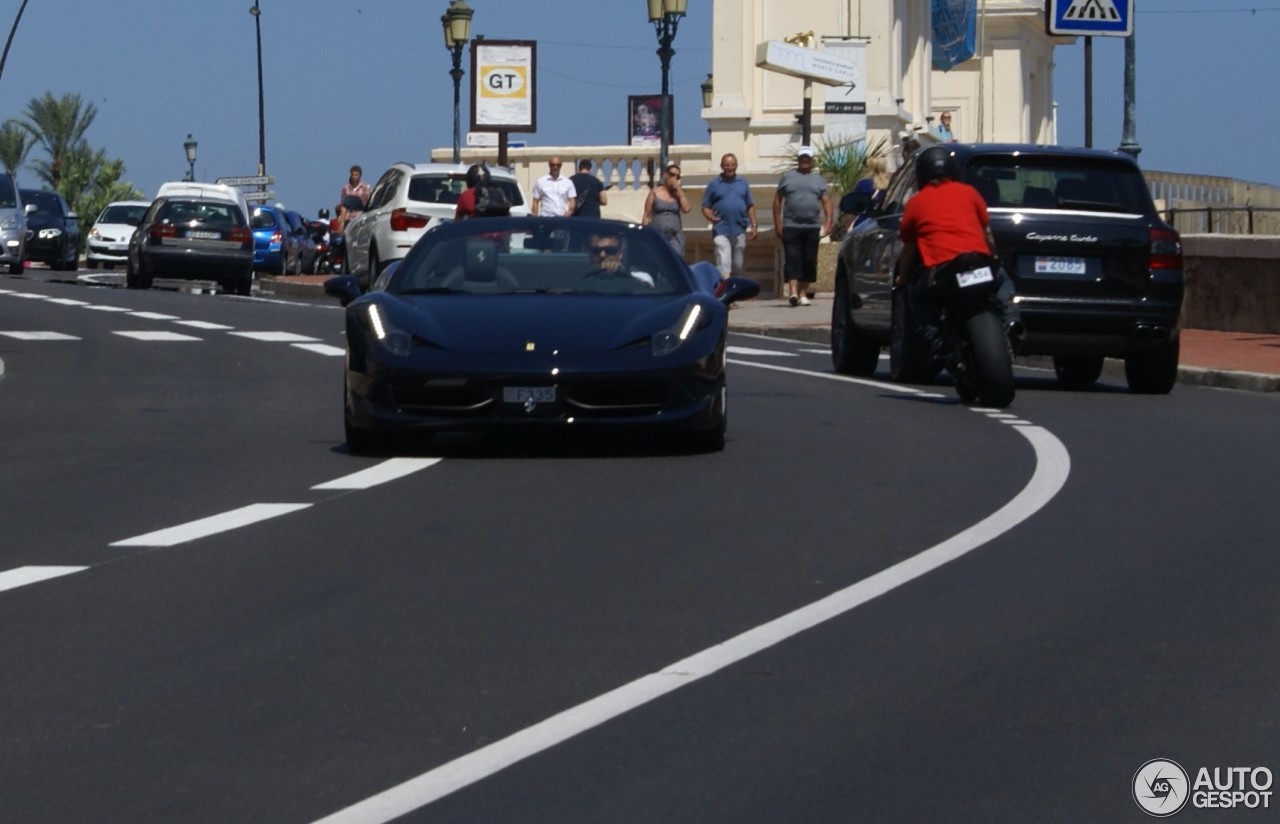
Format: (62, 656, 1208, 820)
(216, 175, 274, 187)
(243, 191, 275, 203)
(1046, 0, 1133, 37)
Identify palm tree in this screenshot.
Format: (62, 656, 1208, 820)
(0, 120, 32, 178)
(15, 91, 97, 190)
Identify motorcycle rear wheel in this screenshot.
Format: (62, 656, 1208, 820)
(961, 311, 1015, 407)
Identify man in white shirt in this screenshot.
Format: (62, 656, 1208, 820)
(531, 156, 577, 217)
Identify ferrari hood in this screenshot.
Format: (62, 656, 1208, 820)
(385, 293, 712, 353)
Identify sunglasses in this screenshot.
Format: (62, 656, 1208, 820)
(589, 244, 621, 256)
(666, 170, 681, 177)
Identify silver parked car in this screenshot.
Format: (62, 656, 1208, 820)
(0, 173, 28, 274)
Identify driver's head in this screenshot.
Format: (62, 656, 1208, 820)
(586, 232, 625, 273)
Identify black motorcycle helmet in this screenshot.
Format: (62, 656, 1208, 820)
(318, 207, 330, 219)
(915, 144, 957, 187)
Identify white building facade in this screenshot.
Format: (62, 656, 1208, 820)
(704, 0, 1067, 172)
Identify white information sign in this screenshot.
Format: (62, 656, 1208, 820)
(821, 39, 867, 145)
(471, 40, 536, 131)
(755, 40, 858, 87)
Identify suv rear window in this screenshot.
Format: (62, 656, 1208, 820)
(964, 156, 1151, 215)
(407, 174, 524, 208)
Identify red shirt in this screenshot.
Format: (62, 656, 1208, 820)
(455, 187, 477, 219)
(899, 179, 990, 267)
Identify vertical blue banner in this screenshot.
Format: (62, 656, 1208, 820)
(932, 0, 978, 72)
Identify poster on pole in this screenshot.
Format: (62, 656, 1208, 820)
(470, 40, 537, 132)
(628, 94, 669, 147)
(821, 39, 867, 146)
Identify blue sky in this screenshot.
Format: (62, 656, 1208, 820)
(0, 1, 1272, 217)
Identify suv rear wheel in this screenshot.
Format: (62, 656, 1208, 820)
(831, 274, 881, 376)
(1053, 354, 1105, 387)
(1124, 338, 1179, 394)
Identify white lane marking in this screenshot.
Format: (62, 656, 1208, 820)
(113, 331, 202, 341)
(310, 369, 1072, 824)
(1000, 419, 1033, 426)
(312, 458, 442, 490)
(799, 348, 830, 354)
(109, 503, 312, 547)
(83, 305, 132, 312)
(176, 320, 235, 330)
(46, 298, 90, 306)
(129, 311, 181, 320)
(0, 331, 80, 340)
(229, 331, 321, 343)
(8, 293, 48, 299)
(293, 343, 346, 357)
(725, 346, 798, 357)
(0, 566, 89, 593)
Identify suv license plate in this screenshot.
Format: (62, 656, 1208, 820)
(503, 386, 556, 404)
(1035, 256, 1086, 275)
(956, 266, 994, 288)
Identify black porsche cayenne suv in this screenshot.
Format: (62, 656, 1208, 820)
(831, 144, 1184, 394)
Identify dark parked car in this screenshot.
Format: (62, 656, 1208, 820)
(324, 217, 759, 453)
(831, 143, 1184, 394)
(284, 209, 319, 274)
(20, 188, 79, 271)
(126, 195, 254, 295)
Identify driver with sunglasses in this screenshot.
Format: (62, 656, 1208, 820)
(579, 231, 655, 290)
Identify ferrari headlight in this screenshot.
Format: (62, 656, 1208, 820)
(365, 304, 412, 357)
(652, 304, 703, 356)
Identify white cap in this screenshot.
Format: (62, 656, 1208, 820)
(797, 145, 815, 158)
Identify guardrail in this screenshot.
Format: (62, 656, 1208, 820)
(1164, 205, 1280, 236)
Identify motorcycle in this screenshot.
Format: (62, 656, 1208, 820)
(894, 251, 1016, 408)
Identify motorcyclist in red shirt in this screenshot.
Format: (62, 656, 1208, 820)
(899, 145, 1022, 357)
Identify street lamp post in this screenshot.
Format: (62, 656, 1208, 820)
(442, 0, 474, 165)
(184, 134, 198, 182)
(249, 1, 266, 177)
(1118, 30, 1141, 160)
(647, 0, 688, 171)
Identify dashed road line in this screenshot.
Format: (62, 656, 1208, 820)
(230, 331, 321, 343)
(0, 331, 80, 340)
(176, 320, 236, 330)
(293, 343, 345, 357)
(109, 503, 314, 548)
(0, 566, 88, 593)
(113, 331, 202, 341)
(312, 458, 442, 490)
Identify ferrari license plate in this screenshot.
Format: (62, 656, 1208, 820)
(1035, 256, 1086, 275)
(503, 386, 556, 404)
(956, 266, 994, 288)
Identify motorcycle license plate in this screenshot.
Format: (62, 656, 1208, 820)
(956, 266, 994, 288)
(503, 386, 556, 404)
(1035, 256, 1086, 275)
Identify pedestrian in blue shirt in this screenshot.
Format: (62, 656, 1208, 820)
(700, 153, 758, 279)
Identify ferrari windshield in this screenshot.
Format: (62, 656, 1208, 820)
(388, 222, 689, 296)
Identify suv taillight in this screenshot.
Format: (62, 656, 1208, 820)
(389, 208, 430, 232)
(150, 223, 176, 239)
(1150, 228, 1182, 270)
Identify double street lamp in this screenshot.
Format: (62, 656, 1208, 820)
(183, 134, 198, 181)
(647, 0, 688, 171)
(442, 0, 474, 164)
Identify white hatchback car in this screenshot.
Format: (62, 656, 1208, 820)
(86, 200, 151, 269)
(344, 162, 528, 287)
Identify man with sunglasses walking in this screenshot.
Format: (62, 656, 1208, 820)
(532, 156, 577, 218)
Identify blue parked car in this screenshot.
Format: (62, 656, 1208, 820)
(250, 204, 303, 274)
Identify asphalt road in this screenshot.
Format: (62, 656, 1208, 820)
(1, 274, 1277, 823)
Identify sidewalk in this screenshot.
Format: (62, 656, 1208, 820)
(262, 277, 1280, 393)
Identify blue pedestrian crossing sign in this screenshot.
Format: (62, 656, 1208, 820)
(1046, 0, 1134, 37)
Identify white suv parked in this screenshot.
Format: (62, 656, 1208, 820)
(344, 162, 528, 287)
